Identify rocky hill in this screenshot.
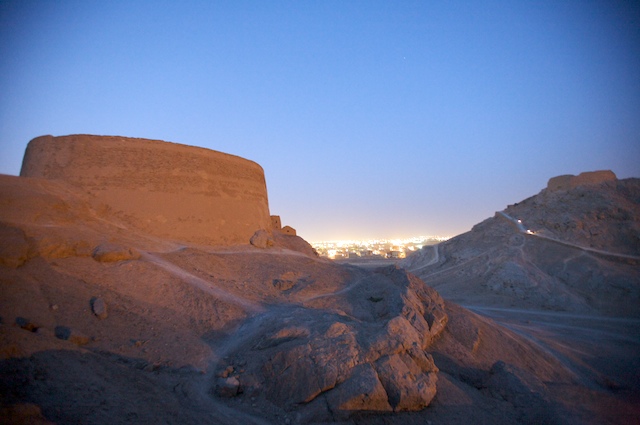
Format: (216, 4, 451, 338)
(402, 171, 640, 316)
(1, 141, 638, 425)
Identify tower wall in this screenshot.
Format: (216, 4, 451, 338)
(21, 135, 271, 246)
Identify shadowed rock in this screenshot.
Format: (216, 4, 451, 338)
(249, 229, 274, 248)
(90, 297, 108, 320)
(54, 326, 90, 345)
(213, 266, 447, 421)
(92, 243, 140, 262)
(215, 376, 241, 397)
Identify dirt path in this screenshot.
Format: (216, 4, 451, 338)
(466, 305, 640, 392)
(140, 251, 264, 313)
(498, 211, 640, 261)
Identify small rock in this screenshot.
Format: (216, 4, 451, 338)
(90, 297, 108, 319)
(272, 278, 296, 291)
(328, 363, 393, 413)
(15, 317, 38, 332)
(54, 326, 90, 345)
(250, 229, 274, 249)
(216, 376, 241, 397)
(218, 365, 234, 378)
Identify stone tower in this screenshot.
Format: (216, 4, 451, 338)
(21, 135, 271, 246)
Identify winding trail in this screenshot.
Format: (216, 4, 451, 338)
(408, 244, 440, 274)
(140, 251, 264, 314)
(409, 247, 498, 280)
(139, 251, 306, 425)
(301, 274, 368, 304)
(497, 211, 640, 262)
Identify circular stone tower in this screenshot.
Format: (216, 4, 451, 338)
(20, 134, 271, 246)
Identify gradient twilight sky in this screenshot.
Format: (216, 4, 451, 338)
(1, 1, 639, 242)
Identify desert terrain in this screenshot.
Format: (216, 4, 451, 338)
(1, 137, 639, 424)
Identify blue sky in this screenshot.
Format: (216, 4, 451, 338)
(1, 1, 639, 241)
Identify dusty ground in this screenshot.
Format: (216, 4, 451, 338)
(1, 173, 639, 424)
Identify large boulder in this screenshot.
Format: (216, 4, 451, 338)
(212, 266, 447, 422)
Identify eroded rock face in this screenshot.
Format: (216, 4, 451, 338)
(20, 135, 271, 246)
(213, 266, 447, 421)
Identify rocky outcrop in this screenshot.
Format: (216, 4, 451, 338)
(20, 135, 272, 246)
(54, 326, 90, 345)
(213, 265, 447, 421)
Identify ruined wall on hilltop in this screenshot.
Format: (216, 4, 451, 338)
(20, 135, 271, 245)
(546, 170, 617, 192)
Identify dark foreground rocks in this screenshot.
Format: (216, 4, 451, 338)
(212, 265, 447, 422)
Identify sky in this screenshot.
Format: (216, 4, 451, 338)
(1, 1, 639, 242)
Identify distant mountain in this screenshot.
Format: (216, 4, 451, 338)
(401, 171, 640, 317)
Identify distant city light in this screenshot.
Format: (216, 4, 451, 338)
(311, 235, 450, 260)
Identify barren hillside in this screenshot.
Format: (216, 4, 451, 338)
(1, 140, 638, 425)
(402, 172, 640, 316)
